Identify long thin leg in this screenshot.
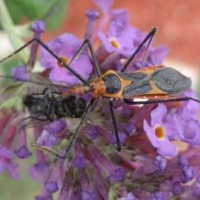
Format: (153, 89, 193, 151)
(124, 96, 200, 105)
(18, 115, 47, 130)
(109, 101, 121, 151)
(68, 39, 102, 77)
(31, 88, 48, 96)
(0, 38, 89, 86)
(120, 27, 157, 72)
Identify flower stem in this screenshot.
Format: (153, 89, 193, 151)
(0, 0, 29, 62)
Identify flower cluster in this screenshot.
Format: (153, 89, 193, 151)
(0, 0, 200, 199)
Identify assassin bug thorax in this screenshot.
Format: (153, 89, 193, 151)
(1, 27, 199, 159)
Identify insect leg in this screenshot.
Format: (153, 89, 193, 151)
(120, 27, 157, 72)
(0, 38, 89, 86)
(31, 88, 48, 96)
(124, 96, 200, 105)
(31, 88, 60, 97)
(68, 39, 102, 77)
(109, 101, 121, 151)
(61, 98, 96, 159)
(18, 115, 47, 130)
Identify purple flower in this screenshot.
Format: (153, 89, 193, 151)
(31, 20, 45, 34)
(109, 131, 126, 146)
(71, 156, 87, 168)
(36, 130, 58, 148)
(108, 168, 126, 182)
(12, 65, 27, 81)
(178, 155, 195, 183)
(98, 20, 135, 56)
(149, 192, 171, 200)
(44, 120, 67, 134)
(82, 191, 96, 200)
(0, 146, 18, 179)
(14, 145, 32, 159)
(85, 125, 98, 140)
(92, 0, 113, 13)
(40, 33, 93, 86)
(146, 45, 169, 65)
(35, 196, 52, 200)
(153, 155, 167, 171)
(44, 159, 64, 194)
(85, 9, 99, 40)
(143, 103, 177, 158)
(29, 150, 49, 181)
(118, 193, 138, 200)
(177, 89, 200, 121)
(44, 182, 58, 193)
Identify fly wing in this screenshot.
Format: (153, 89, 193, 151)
(26, 70, 70, 93)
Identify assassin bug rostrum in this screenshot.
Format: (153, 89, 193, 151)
(0, 27, 200, 159)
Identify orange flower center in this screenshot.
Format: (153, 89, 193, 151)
(57, 56, 69, 68)
(110, 38, 120, 49)
(155, 126, 165, 139)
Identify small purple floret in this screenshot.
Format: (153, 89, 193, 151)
(87, 126, 98, 140)
(35, 195, 53, 200)
(0, 146, 18, 179)
(12, 65, 28, 81)
(143, 104, 177, 158)
(92, 0, 113, 13)
(149, 191, 170, 200)
(86, 9, 99, 20)
(37, 130, 58, 148)
(146, 46, 169, 65)
(182, 166, 195, 183)
(178, 155, 188, 167)
(124, 122, 135, 135)
(82, 191, 96, 200)
(31, 20, 45, 34)
(14, 145, 32, 159)
(40, 33, 93, 85)
(118, 193, 138, 200)
(71, 156, 87, 168)
(108, 168, 125, 182)
(44, 181, 59, 193)
(45, 120, 67, 134)
(153, 155, 167, 171)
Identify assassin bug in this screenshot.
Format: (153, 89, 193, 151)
(1, 27, 199, 159)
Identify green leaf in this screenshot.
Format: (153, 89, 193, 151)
(5, 0, 69, 29)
